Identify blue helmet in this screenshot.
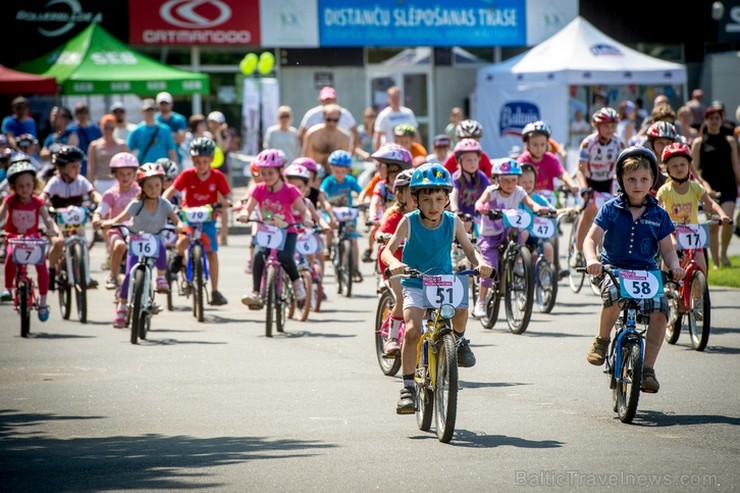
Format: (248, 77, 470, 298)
(492, 158, 522, 176)
(409, 163, 453, 192)
(328, 150, 352, 167)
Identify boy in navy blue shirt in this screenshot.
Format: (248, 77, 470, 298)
(584, 147, 684, 393)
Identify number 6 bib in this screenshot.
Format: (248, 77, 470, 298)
(422, 274, 468, 308)
(618, 270, 664, 299)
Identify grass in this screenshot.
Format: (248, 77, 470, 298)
(707, 255, 740, 288)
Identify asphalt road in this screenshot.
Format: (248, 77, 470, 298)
(1, 222, 739, 493)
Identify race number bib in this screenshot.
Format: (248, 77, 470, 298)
(183, 206, 212, 224)
(11, 240, 47, 265)
(530, 217, 557, 238)
(502, 209, 531, 229)
(161, 229, 178, 245)
(332, 207, 358, 222)
(422, 274, 468, 308)
(56, 206, 87, 225)
(537, 189, 556, 206)
(253, 224, 287, 250)
(675, 224, 709, 250)
(129, 233, 159, 258)
(296, 231, 322, 255)
(618, 270, 664, 300)
(593, 192, 613, 209)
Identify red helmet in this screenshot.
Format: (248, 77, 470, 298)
(592, 107, 620, 125)
(661, 142, 692, 163)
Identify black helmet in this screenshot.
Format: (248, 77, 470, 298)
(52, 144, 85, 166)
(615, 146, 659, 190)
(189, 137, 216, 157)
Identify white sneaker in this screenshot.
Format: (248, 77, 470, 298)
(293, 279, 307, 301)
(472, 301, 486, 319)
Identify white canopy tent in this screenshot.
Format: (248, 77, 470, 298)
(473, 16, 687, 158)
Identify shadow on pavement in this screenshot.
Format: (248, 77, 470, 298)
(419, 429, 564, 449)
(461, 381, 531, 390)
(282, 331, 357, 339)
(634, 410, 740, 427)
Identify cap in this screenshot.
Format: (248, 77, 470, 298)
(156, 91, 173, 104)
(141, 98, 156, 111)
(207, 111, 225, 124)
(110, 101, 126, 112)
(319, 86, 336, 101)
(11, 96, 29, 107)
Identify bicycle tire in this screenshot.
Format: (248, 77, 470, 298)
(264, 265, 277, 337)
(535, 256, 558, 314)
(434, 333, 459, 443)
(567, 215, 585, 293)
(277, 271, 289, 333)
(665, 288, 680, 344)
(297, 270, 312, 322)
(19, 280, 30, 338)
(343, 239, 354, 297)
(480, 287, 501, 329)
(374, 289, 401, 376)
(131, 268, 146, 345)
(72, 242, 87, 323)
(504, 246, 534, 334)
(192, 244, 205, 323)
(165, 254, 175, 311)
(687, 271, 710, 351)
(334, 240, 343, 295)
(58, 268, 72, 320)
(415, 341, 433, 431)
(310, 264, 323, 312)
(614, 341, 642, 423)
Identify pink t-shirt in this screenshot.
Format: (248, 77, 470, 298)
(517, 151, 565, 191)
(3, 195, 43, 236)
(251, 182, 303, 232)
(99, 182, 140, 218)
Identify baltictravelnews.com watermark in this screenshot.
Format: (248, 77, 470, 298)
(514, 470, 719, 488)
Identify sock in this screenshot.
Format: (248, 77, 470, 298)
(402, 375, 414, 389)
(389, 315, 403, 339)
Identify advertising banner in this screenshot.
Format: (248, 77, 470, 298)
(260, 0, 319, 47)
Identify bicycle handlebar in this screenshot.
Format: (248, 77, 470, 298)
(108, 224, 175, 236)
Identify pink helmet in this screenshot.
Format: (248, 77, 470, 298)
(255, 148, 286, 168)
(291, 156, 318, 173)
(371, 143, 413, 169)
(110, 152, 139, 169)
(283, 163, 310, 182)
(453, 138, 482, 158)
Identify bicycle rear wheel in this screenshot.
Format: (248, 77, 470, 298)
(504, 246, 534, 334)
(614, 341, 642, 423)
(687, 271, 710, 351)
(665, 287, 681, 344)
(567, 216, 585, 293)
(339, 238, 353, 297)
(58, 267, 72, 320)
(191, 244, 205, 323)
(480, 287, 501, 329)
(165, 250, 175, 311)
(72, 242, 87, 323)
(131, 268, 146, 345)
(434, 333, 459, 443)
(415, 341, 433, 431)
(277, 271, 289, 333)
(374, 289, 401, 376)
(264, 265, 277, 337)
(535, 256, 558, 314)
(19, 280, 31, 338)
(296, 270, 312, 322)
(310, 262, 323, 312)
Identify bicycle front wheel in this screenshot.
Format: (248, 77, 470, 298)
(339, 238, 353, 297)
(72, 242, 87, 323)
(297, 270, 312, 322)
(131, 268, 146, 345)
(276, 271, 289, 333)
(310, 264, 323, 312)
(535, 256, 558, 314)
(687, 271, 710, 351)
(614, 341, 642, 423)
(567, 216, 585, 293)
(19, 280, 31, 337)
(415, 340, 433, 431)
(374, 289, 401, 376)
(480, 286, 501, 329)
(264, 265, 277, 338)
(58, 267, 72, 320)
(434, 333, 459, 443)
(504, 246, 534, 334)
(191, 244, 205, 323)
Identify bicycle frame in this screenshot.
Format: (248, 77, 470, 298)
(184, 221, 210, 286)
(610, 304, 645, 385)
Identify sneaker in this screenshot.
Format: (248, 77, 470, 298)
(87, 278, 99, 289)
(241, 293, 263, 310)
(396, 387, 416, 414)
(0, 289, 11, 302)
(105, 275, 118, 290)
(641, 367, 660, 393)
(384, 338, 401, 356)
(352, 270, 363, 283)
(569, 251, 584, 268)
(472, 301, 486, 319)
(38, 305, 50, 322)
(113, 307, 128, 329)
(457, 337, 476, 368)
(361, 248, 373, 263)
(292, 279, 307, 301)
(168, 254, 183, 276)
(156, 276, 170, 293)
(210, 290, 228, 306)
(586, 336, 610, 366)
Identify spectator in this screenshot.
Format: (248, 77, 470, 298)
(570, 108, 592, 137)
(302, 103, 351, 166)
(69, 101, 102, 177)
(155, 91, 187, 163)
(355, 107, 377, 161)
(686, 88, 706, 130)
(127, 99, 178, 165)
(298, 86, 359, 151)
(616, 100, 637, 145)
(15, 133, 42, 170)
(110, 101, 137, 142)
(2, 97, 37, 144)
(40, 106, 79, 162)
(181, 113, 210, 170)
(206, 111, 234, 246)
(675, 105, 698, 146)
(264, 105, 300, 164)
(444, 107, 464, 148)
(373, 86, 419, 151)
(87, 114, 130, 194)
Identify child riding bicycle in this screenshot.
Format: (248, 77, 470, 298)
(381, 162, 493, 414)
(584, 146, 684, 393)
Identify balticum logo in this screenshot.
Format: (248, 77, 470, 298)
(147, 0, 250, 44)
(15, 0, 103, 37)
(590, 44, 623, 56)
(499, 102, 539, 137)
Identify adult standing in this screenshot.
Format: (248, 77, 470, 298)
(110, 101, 137, 142)
(155, 91, 188, 163)
(690, 104, 740, 269)
(675, 106, 698, 146)
(206, 110, 234, 246)
(69, 102, 102, 177)
(127, 99, 178, 165)
(298, 86, 359, 149)
(302, 104, 351, 166)
(444, 107, 464, 148)
(373, 86, 419, 151)
(686, 89, 706, 130)
(264, 105, 300, 164)
(615, 100, 637, 145)
(39, 106, 79, 161)
(87, 114, 129, 194)
(355, 107, 377, 161)
(2, 97, 37, 144)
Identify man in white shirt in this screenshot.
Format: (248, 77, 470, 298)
(373, 86, 418, 151)
(110, 101, 138, 142)
(298, 86, 359, 149)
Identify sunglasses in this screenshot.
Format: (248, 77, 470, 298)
(325, 117, 339, 123)
(279, 114, 290, 119)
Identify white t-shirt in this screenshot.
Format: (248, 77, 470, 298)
(300, 105, 356, 131)
(374, 106, 418, 146)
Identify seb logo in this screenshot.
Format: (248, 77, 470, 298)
(499, 102, 539, 137)
(160, 0, 231, 28)
(590, 44, 623, 56)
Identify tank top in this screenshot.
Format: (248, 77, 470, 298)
(400, 210, 455, 289)
(698, 133, 734, 188)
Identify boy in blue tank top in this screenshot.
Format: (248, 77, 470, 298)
(381, 163, 493, 414)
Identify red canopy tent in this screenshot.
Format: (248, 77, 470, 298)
(0, 65, 58, 94)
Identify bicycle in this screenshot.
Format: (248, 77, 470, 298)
(479, 208, 536, 334)
(2, 234, 50, 337)
(579, 266, 673, 423)
(665, 217, 730, 351)
(528, 209, 563, 314)
(292, 225, 326, 321)
(330, 204, 367, 298)
(178, 203, 220, 323)
(50, 205, 95, 323)
(394, 267, 479, 443)
(110, 224, 173, 344)
(566, 188, 611, 295)
(451, 212, 479, 303)
(373, 233, 405, 376)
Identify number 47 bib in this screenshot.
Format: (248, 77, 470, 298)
(618, 270, 664, 299)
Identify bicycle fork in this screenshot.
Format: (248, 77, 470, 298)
(609, 310, 644, 386)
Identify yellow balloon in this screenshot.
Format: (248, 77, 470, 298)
(210, 147, 225, 169)
(257, 51, 275, 75)
(242, 53, 258, 76)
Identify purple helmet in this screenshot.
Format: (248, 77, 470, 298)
(371, 143, 413, 169)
